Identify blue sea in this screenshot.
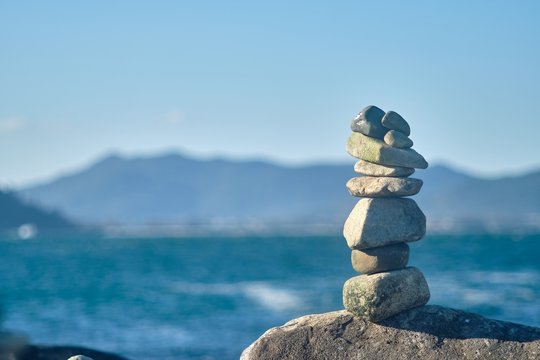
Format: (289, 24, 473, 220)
(0, 234, 539, 359)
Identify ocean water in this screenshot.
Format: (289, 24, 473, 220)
(0, 234, 539, 359)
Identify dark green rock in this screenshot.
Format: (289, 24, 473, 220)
(350, 105, 388, 139)
(382, 110, 411, 135)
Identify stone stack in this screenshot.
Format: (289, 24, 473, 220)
(342, 105, 430, 322)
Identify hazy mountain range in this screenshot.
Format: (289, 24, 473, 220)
(0, 190, 73, 231)
(16, 152, 540, 233)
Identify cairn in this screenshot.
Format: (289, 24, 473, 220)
(342, 105, 430, 322)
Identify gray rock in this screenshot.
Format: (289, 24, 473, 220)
(382, 110, 411, 135)
(354, 160, 415, 177)
(241, 306, 540, 360)
(68, 356, 94, 360)
(343, 267, 430, 322)
(343, 198, 426, 249)
(346, 176, 423, 197)
(347, 132, 428, 169)
(350, 105, 388, 139)
(351, 243, 409, 274)
(384, 130, 413, 149)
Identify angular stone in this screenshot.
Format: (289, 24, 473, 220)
(350, 105, 387, 139)
(342, 267, 430, 322)
(343, 198, 425, 250)
(382, 110, 410, 135)
(346, 177, 422, 198)
(351, 243, 409, 274)
(384, 130, 413, 149)
(354, 160, 415, 177)
(347, 132, 428, 169)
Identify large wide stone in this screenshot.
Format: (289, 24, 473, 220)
(384, 130, 413, 149)
(350, 105, 388, 139)
(343, 198, 426, 249)
(241, 306, 540, 360)
(347, 132, 428, 169)
(351, 243, 409, 274)
(354, 160, 415, 177)
(382, 110, 410, 135)
(343, 267, 430, 322)
(346, 176, 423, 198)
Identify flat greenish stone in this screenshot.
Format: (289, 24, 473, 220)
(350, 105, 388, 139)
(351, 243, 409, 274)
(347, 132, 428, 169)
(343, 198, 426, 250)
(346, 176, 422, 198)
(354, 160, 415, 177)
(381, 111, 410, 135)
(384, 130, 413, 149)
(343, 267, 430, 322)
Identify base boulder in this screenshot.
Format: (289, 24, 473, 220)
(241, 306, 540, 360)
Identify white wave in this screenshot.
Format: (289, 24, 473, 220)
(169, 281, 304, 312)
(468, 270, 539, 285)
(242, 283, 303, 312)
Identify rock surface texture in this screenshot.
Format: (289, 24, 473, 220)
(346, 176, 423, 197)
(343, 267, 430, 322)
(241, 306, 540, 360)
(347, 132, 428, 169)
(343, 198, 426, 249)
(344, 105, 430, 321)
(354, 159, 415, 177)
(351, 243, 409, 274)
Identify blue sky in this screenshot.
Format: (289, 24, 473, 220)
(1, 1, 540, 186)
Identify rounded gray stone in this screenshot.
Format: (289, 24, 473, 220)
(384, 130, 413, 149)
(354, 160, 415, 177)
(67, 356, 94, 360)
(347, 132, 428, 169)
(343, 198, 426, 250)
(381, 110, 410, 135)
(350, 105, 388, 139)
(342, 267, 430, 322)
(351, 243, 409, 274)
(346, 176, 423, 198)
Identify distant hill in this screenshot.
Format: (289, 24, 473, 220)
(19, 154, 356, 225)
(18, 153, 540, 233)
(0, 190, 74, 231)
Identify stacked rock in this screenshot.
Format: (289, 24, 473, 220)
(342, 105, 430, 322)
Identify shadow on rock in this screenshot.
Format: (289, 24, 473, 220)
(379, 305, 540, 342)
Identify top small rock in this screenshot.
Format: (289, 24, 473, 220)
(351, 105, 387, 140)
(382, 111, 410, 136)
